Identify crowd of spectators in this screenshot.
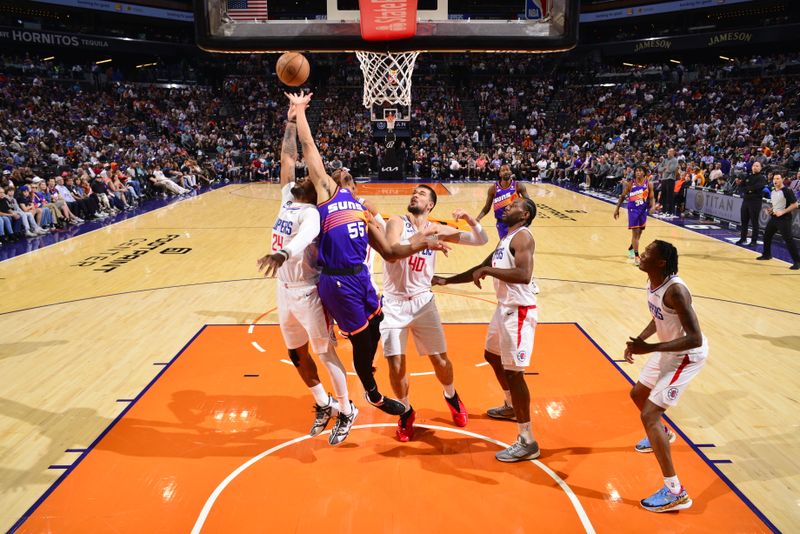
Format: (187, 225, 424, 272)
(3, 52, 800, 245)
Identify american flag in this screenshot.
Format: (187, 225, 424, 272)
(227, 0, 268, 21)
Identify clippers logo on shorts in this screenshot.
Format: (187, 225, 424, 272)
(318, 187, 370, 269)
(516, 350, 527, 363)
(492, 180, 518, 222)
(666, 387, 679, 401)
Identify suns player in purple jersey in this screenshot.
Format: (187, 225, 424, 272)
(287, 90, 447, 420)
(476, 164, 529, 239)
(614, 166, 655, 266)
(476, 164, 538, 293)
(258, 104, 356, 445)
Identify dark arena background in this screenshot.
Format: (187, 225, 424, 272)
(1, 0, 798, 532)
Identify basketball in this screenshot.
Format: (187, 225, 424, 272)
(276, 52, 310, 87)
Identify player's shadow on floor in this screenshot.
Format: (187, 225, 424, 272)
(0, 340, 67, 361)
(742, 333, 800, 351)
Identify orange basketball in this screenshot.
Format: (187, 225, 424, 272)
(276, 52, 310, 87)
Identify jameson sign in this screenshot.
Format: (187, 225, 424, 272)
(0, 26, 193, 54)
(707, 31, 753, 47)
(634, 38, 673, 53)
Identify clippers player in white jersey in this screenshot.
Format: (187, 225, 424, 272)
(382, 185, 489, 441)
(434, 197, 541, 462)
(625, 240, 708, 512)
(257, 104, 356, 446)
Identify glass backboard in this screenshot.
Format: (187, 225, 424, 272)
(195, 0, 579, 53)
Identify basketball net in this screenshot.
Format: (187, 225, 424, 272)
(356, 51, 419, 110)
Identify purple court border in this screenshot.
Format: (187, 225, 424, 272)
(573, 322, 780, 533)
(9, 322, 781, 533)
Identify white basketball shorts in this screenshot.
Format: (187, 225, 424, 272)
(277, 283, 335, 354)
(638, 348, 707, 408)
(485, 304, 538, 371)
(380, 293, 447, 357)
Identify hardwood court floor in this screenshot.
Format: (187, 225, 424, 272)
(1, 183, 797, 532)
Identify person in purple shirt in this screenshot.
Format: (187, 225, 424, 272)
(287, 90, 448, 424)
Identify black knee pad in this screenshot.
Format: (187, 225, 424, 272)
(288, 349, 300, 367)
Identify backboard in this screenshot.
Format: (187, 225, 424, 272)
(195, 0, 579, 54)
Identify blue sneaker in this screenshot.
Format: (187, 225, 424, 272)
(641, 485, 692, 512)
(635, 428, 676, 453)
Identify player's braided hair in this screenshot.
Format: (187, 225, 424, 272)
(522, 198, 537, 227)
(653, 239, 679, 276)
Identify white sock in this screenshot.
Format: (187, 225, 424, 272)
(309, 383, 329, 407)
(319, 350, 350, 414)
(664, 475, 681, 495)
(503, 390, 513, 407)
(517, 422, 534, 444)
(443, 383, 456, 398)
(400, 397, 410, 411)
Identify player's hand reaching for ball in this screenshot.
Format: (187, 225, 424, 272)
(287, 103, 297, 122)
(257, 252, 287, 278)
(284, 90, 313, 109)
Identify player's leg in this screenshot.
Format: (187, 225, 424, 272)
(413, 298, 468, 426)
(631, 354, 675, 453)
(639, 354, 705, 512)
(632, 227, 643, 264)
(484, 306, 515, 419)
(495, 305, 539, 462)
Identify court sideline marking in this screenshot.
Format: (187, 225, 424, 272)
(189, 423, 596, 534)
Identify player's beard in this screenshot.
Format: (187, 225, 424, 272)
(407, 203, 425, 215)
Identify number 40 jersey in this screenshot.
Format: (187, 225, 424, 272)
(271, 182, 321, 284)
(383, 215, 436, 299)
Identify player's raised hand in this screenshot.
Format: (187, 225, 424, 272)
(257, 252, 287, 278)
(452, 208, 477, 226)
(284, 90, 313, 108)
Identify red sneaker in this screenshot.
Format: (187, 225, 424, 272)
(396, 408, 416, 442)
(445, 394, 468, 427)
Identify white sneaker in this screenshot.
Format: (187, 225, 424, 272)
(25, 230, 38, 238)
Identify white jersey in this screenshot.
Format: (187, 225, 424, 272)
(272, 183, 320, 285)
(383, 215, 437, 299)
(647, 275, 708, 361)
(491, 227, 537, 307)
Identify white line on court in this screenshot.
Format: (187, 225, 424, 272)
(474, 362, 489, 367)
(409, 371, 436, 376)
(250, 341, 266, 353)
(190, 423, 595, 534)
(247, 324, 254, 334)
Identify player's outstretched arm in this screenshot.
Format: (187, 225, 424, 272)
(369, 219, 450, 261)
(472, 230, 534, 288)
(433, 250, 493, 287)
(440, 208, 489, 245)
(475, 184, 496, 222)
(279, 104, 298, 186)
(286, 91, 335, 201)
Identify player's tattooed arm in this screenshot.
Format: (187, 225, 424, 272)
(279, 105, 298, 186)
(286, 90, 335, 201)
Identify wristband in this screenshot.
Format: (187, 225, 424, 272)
(276, 249, 289, 259)
(471, 222, 483, 233)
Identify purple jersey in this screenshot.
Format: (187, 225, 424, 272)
(627, 180, 649, 229)
(317, 186, 370, 269)
(492, 181, 518, 221)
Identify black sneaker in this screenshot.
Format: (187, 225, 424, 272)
(756, 255, 772, 260)
(309, 395, 336, 437)
(734, 239, 746, 245)
(329, 403, 358, 445)
(364, 392, 406, 415)
(791, 263, 800, 270)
